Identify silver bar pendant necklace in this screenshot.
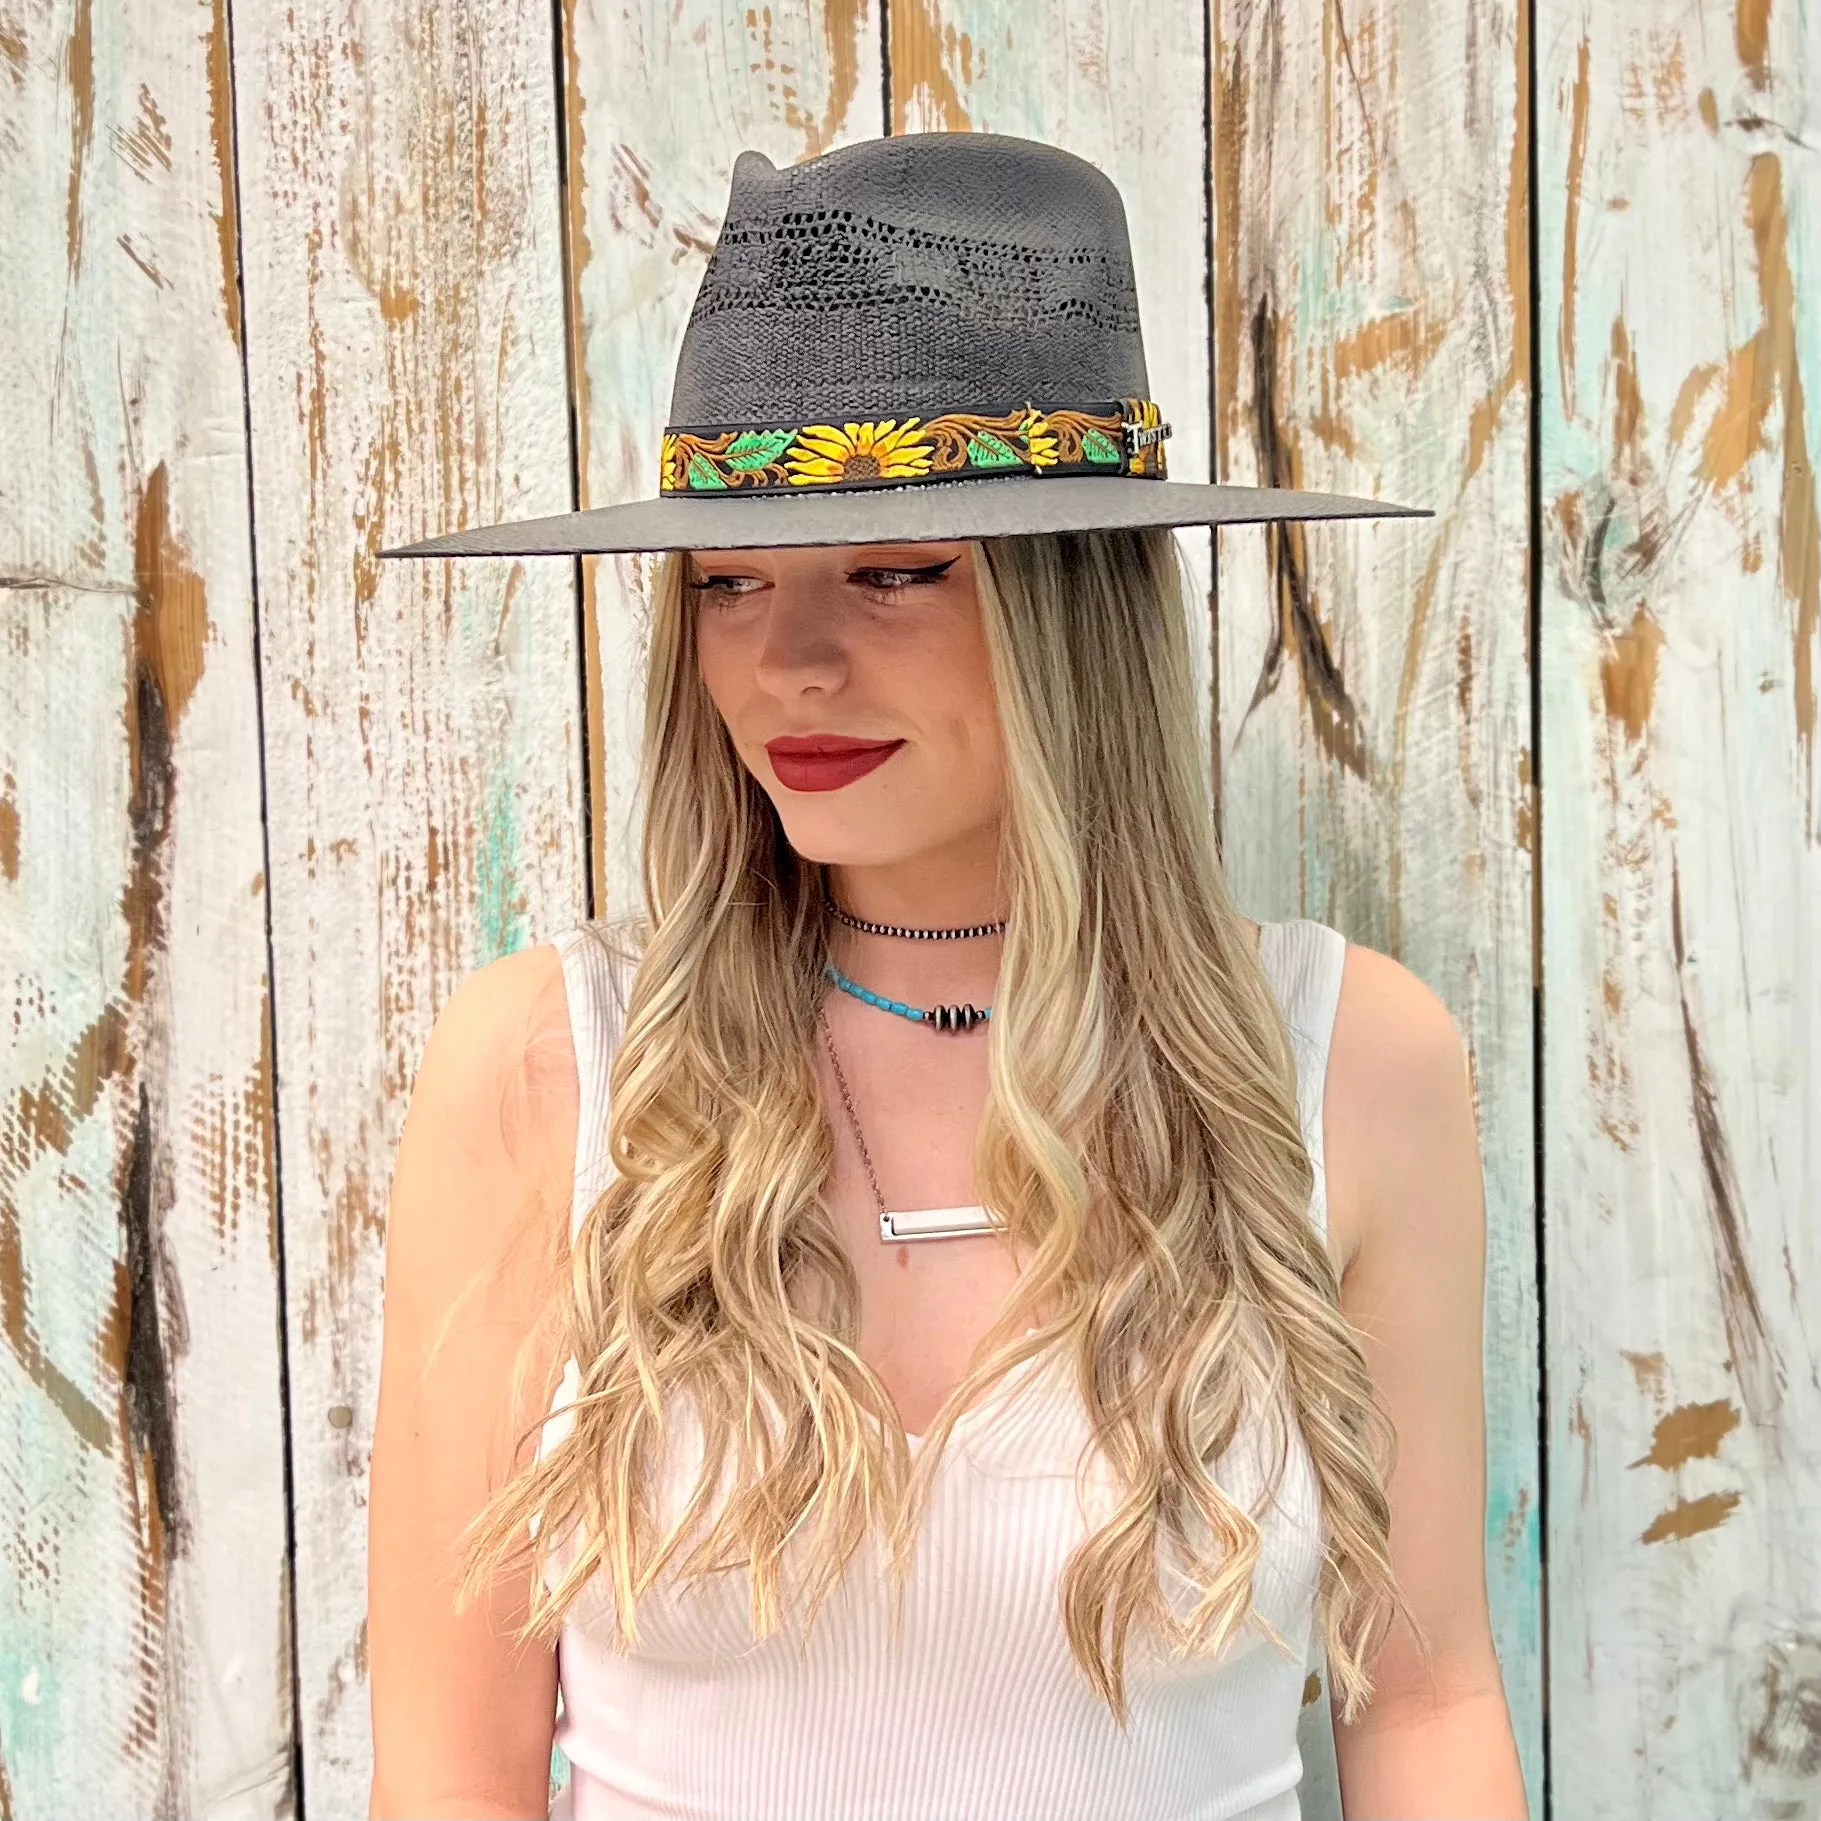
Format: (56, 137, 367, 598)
(877, 1204, 1001, 1243)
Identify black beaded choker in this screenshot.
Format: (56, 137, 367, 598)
(827, 899, 1008, 941)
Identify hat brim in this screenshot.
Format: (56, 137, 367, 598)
(379, 475, 1429, 558)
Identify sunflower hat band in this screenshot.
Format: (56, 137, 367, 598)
(382, 135, 1424, 559)
(661, 399, 1169, 496)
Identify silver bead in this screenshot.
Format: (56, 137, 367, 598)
(929, 1002, 983, 1031)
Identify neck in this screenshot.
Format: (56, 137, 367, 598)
(823, 846, 1007, 1006)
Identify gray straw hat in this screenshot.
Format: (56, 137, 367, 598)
(382, 132, 1426, 559)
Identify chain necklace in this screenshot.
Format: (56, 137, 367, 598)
(817, 893, 1005, 1243)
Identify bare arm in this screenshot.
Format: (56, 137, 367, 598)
(1323, 944, 1528, 1821)
(367, 943, 580, 1819)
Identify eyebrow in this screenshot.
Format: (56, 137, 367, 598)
(687, 549, 961, 571)
(847, 549, 962, 565)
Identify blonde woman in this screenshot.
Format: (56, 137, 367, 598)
(367, 134, 1527, 1819)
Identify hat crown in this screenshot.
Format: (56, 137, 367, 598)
(667, 133, 1151, 427)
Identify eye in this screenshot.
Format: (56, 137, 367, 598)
(687, 572, 764, 606)
(849, 557, 959, 595)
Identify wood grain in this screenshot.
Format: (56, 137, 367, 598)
(1539, 3, 1821, 1814)
(1210, 3, 1541, 1814)
(561, 0, 885, 923)
(230, 0, 584, 1805)
(0, 0, 290, 1812)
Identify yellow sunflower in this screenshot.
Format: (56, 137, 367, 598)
(659, 432, 687, 492)
(787, 419, 933, 486)
(1020, 408, 1060, 469)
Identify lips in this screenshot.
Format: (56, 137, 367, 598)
(764, 735, 900, 757)
(764, 738, 904, 792)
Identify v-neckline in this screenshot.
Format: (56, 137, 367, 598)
(899, 1328, 1060, 1449)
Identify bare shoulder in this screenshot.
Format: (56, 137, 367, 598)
(378, 940, 581, 1377)
(1321, 941, 1478, 1278)
(420, 941, 578, 1175)
(464, 940, 581, 1187)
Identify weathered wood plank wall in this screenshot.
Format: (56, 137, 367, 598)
(1210, 4, 1543, 1816)
(0, 0, 291, 1812)
(4, 0, 1817, 1816)
(1538, 2, 1820, 1815)
(229, 0, 585, 1811)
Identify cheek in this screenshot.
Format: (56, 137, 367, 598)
(694, 620, 737, 707)
(959, 626, 1005, 755)
(927, 652, 1005, 793)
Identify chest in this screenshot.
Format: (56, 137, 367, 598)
(813, 1013, 1034, 1436)
(812, 1014, 1355, 1440)
(552, 1339, 1328, 1713)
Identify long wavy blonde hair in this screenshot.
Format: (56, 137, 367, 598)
(455, 526, 1423, 1725)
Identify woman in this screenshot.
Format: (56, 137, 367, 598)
(366, 133, 1527, 1819)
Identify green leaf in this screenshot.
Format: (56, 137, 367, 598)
(686, 452, 730, 490)
(966, 431, 1023, 468)
(1081, 428, 1122, 465)
(724, 428, 795, 470)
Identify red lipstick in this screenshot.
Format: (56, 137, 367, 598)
(764, 735, 905, 792)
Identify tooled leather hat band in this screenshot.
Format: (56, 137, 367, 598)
(660, 398, 1171, 495)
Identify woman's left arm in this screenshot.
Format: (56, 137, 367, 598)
(1321, 943, 1529, 1821)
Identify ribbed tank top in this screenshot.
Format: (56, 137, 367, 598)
(536, 919, 1349, 1821)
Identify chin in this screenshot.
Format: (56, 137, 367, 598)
(763, 799, 909, 868)
(773, 819, 911, 868)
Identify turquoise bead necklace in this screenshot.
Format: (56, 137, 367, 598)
(822, 959, 991, 1031)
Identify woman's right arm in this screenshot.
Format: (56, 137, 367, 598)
(366, 942, 580, 1819)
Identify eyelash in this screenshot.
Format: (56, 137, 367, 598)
(688, 560, 957, 604)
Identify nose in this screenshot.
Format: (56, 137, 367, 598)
(750, 586, 848, 693)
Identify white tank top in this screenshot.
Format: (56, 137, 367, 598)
(536, 918, 1348, 1821)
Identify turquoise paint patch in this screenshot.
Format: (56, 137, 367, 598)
(1485, 1474, 1543, 1638)
(1300, 842, 1338, 930)
(0, 1657, 57, 1786)
(474, 767, 528, 961)
(1484, 1467, 1544, 1820)
(1541, 415, 1605, 500)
